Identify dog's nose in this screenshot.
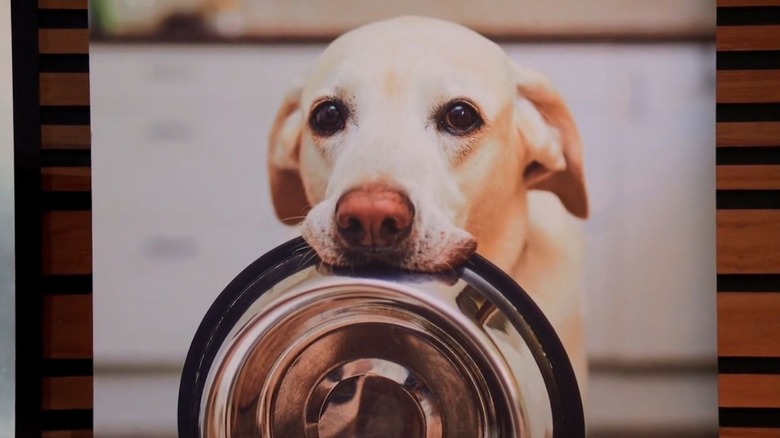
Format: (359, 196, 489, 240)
(335, 187, 414, 248)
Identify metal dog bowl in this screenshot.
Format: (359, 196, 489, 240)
(178, 237, 584, 437)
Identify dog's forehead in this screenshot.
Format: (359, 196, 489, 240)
(302, 17, 512, 102)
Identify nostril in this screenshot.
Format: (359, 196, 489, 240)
(346, 217, 363, 233)
(381, 217, 399, 235)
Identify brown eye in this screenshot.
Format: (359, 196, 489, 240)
(439, 101, 483, 135)
(310, 100, 348, 136)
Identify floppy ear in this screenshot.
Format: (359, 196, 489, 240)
(511, 62, 589, 219)
(267, 83, 310, 225)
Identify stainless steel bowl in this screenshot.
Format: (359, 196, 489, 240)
(178, 237, 584, 437)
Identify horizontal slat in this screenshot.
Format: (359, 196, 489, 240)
(718, 122, 780, 146)
(43, 376, 93, 409)
(43, 358, 93, 377)
(718, 210, 780, 273)
(718, 70, 780, 103)
(42, 210, 91, 275)
(42, 432, 93, 438)
(719, 356, 780, 374)
(717, 146, 780, 165)
(719, 0, 780, 5)
(42, 167, 91, 192)
(717, 26, 780, 51)
(718, 292, 780, 357)
(42, 125, 91, 149)
(719, 274, 780, 292)
(40, 73, 90, 106)
(39, 29, 88, 54)
(720, 428, 780, 437)
(38, 0, 88, 8)
(720, 374, 780, 407)
(718, 165, 780, 189)
(43, 294, 92, 359)
(41, 167, 91, 192)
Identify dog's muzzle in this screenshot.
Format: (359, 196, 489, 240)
(335, 185, 415, 248)
(178, 237, 584, 437)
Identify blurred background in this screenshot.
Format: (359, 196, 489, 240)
(89, 1, 717, 436)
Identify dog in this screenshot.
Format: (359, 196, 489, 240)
(267, 16, 589, 400)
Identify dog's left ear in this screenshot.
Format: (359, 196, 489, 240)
(267, 82, 310, 225)
(511, 62, 589, 219)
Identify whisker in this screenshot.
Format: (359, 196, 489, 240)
(301, 248, 319, 268)
(291, 242, 311, 254)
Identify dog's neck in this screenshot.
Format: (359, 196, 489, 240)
(468, 192, 532, 277)
(472, 191, 582, 297)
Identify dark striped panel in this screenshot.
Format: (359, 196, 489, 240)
(41, 409, 93, 431)
(720, 408, 780, 427)
(717, 6, 780, 26)
(39, 54, 89, 72)
(718, 51, 780, 70)
(718, 274, 780, 291)
(41, 275, 93, 295)
(716, 189, 780, 208)
(41, 149, 91, 167)
(38, 8, 88, 29)
(42, 359, 94, 377)
(717, 103, 780, 122)
(40, 105, 90, 125)
(716, 2, 777, 435)
(720, 357, 780, 374)
(42, 192, 92, 211)
(717, 146, 780, 164)
(12, 1, 95, 436)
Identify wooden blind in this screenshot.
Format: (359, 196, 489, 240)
(38, 0, 93, 433)
(717, 1, 780, 437)
(13, 0, 93, 436)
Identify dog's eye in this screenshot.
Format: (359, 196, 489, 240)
(438, 101, 483, 135)
(310, 100, 348, 136)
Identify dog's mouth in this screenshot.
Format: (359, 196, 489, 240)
(300, 198, 478, 273)
(338, 245, 411, 267)
(302, 226, 478, 273)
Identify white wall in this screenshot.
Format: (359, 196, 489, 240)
(0, 0, 15, 435)
(91, 42, 717, 436)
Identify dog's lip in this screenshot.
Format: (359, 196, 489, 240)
(338, 246, 408, 264)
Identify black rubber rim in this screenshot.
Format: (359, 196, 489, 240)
(177, 237, 585, 437)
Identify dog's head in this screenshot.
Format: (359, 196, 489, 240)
(268, 16, 587, 271)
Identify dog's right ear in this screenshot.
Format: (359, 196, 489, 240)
(268, 83, 310, 225)
(511, 62, 589, 219)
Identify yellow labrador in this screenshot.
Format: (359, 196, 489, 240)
(267, 16, 589, 399)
